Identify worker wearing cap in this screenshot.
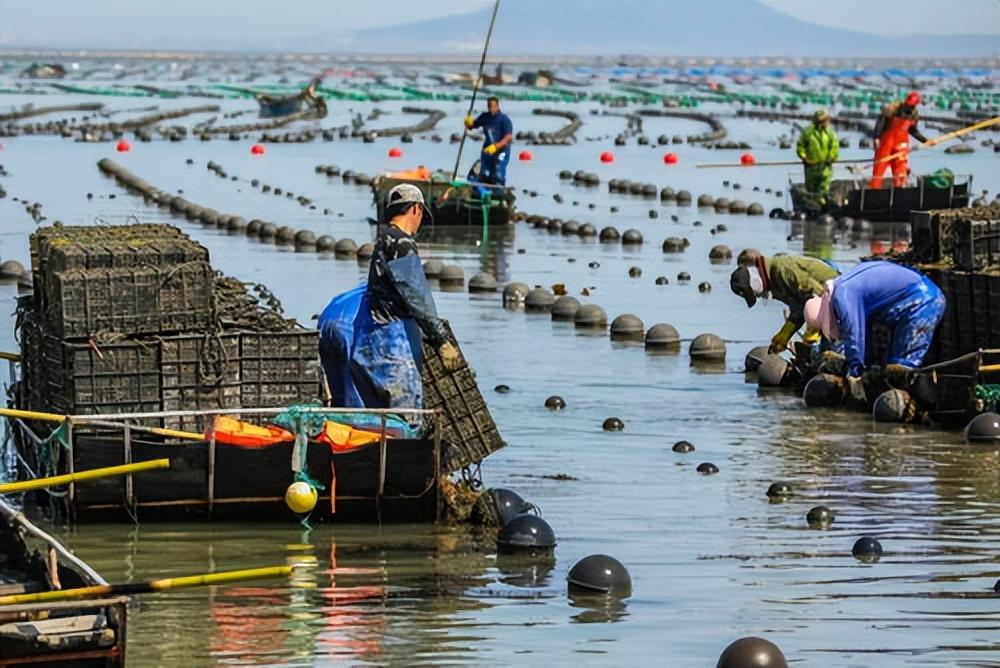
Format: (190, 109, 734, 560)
(464, 96, 513, 185)
(870, 91, 928, 189)
(804, 261, 945, 381)
(796, 109, 839, 204)
(730, 254, 839, 354)
(367, 183, 460, 372)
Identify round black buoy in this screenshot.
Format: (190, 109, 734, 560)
(574, 304, 608, 330)
(525, 288, 555, 313)
(469, 272, 498, 293)
(672, 440, 695, 453)
(356, 243, 374, 260)
(628, 266, 642, 278)
(716, 636, 788, 668)
(489, 488, 534, 527)
(852, 536, 883, 563)
(610, 314, 644, 341)
(544, 395, 566, 410)
(621, 229, 643, 245)
(645, 323, 681, 351)
(0, 260, 26, 280)
(662, 237, 686, 253)
(744, 345, 769, 372)
(677, 271, 691, 283)
(698, 281, 712, 293)
(965, 412, 1000, 443)
(807, 505, 834, 529)
(689, 333, 726, 361)
(333, 238, 357, 257)
(551, 295, 582, 321)
(423, 259, 445, 278)
(567, 554, 631, 598)
(766, 482, 792, 499)
(803, 373, 846, 407)
(599, 226, 620, 243)
(316, 235, 336, 252)
(502, 282, 530, 306)
(602, 417, 624, 432)
(709, 244, 733, 262)
(655, 276, 669, 285)
(697, 462, 719, 475)
(756, 354, 790, 387)
(439, 264, 465, 287)
(737, 248, 762, 267)
(872, 389, 912, 423)
(494, 384, 511, 394)
(496, 514, 556, 556)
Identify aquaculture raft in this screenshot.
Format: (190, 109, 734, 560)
(789, 175, 972, 221)
(0, 498, 127, 666)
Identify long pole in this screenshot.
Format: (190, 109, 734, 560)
(450, 0, 501, 182)
(0, 565, 293, 605)
(0, 407, 205, 442)
(696, 115, 1000, 169)
(0, 459, 171, 494)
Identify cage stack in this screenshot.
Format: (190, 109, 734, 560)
(20, 223, 321, 432)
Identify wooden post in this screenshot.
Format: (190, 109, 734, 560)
(123, 423, 134, 508)
(207, 421, 216, 516)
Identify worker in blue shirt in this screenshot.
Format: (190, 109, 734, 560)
(804, 260, 945, 383)
(464, 96, 513, 185)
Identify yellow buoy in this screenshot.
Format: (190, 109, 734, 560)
(284, 481, 317, 514)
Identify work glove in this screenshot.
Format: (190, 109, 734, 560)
(439, 341, 461, 371)
(483, 143, 498, 156)
(801, 328, 821, 345)
(768, 321, 799, 355)
(846, 376, 866, 404)
(464, 115, 475, 129)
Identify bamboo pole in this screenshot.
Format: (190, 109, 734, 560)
(0, 407, 205, 442)
(0, 459, 170, 494)
(0, 565, 293, 605)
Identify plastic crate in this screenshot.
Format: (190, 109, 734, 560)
(950, 271, 977, 355)
(45, 262, 217, 339)
(239, 330, 321, 408)
(161, 334, 241, 431)
(421, 323, 505, 473)
(950, 219, 1000, 271)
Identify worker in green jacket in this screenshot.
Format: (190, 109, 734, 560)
(730, 254, 840, 354)
(796, 109, 839, 203)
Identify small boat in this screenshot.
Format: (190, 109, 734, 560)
(20, 63, 66, 80)
(0, 499, 126, 666)
(790, 174, 973, 222)
(372, 168, 514, 227)
(256, 78, 328, 119)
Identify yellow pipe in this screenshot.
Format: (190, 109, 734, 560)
(0, 407, 205, 442)
(979, 364, 1000, 373)
(0, 565, 293, 605)
(0, 351, 21, 362)
(0, 458, 170, 494)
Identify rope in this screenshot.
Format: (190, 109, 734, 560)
(450, 0, 501, 182)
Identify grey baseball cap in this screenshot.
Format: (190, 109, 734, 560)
(385, 183, 433, 222)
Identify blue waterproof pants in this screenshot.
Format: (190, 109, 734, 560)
(880, 276, 945, 369)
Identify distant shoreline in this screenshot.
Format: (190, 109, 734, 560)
(0, 49, 995, 69)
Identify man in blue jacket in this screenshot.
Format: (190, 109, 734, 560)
(464, 96, 513, 185)
(804, 261, 945, 381)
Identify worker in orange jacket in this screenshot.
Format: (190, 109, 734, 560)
(869, 91, 928, 188)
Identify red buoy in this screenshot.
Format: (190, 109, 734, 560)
(663, 152, 679, 165)
(518, 150, 533, 162)
(387, 147, 403, 158)
(250, 144, 265, 155)
(115, 140, 131, 153)
(599, 151, 615, 164)
(740, 152, 756, 166)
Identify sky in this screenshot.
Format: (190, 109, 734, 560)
(0, 0, 996, 50)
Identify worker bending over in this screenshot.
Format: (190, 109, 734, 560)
(731, 254, 839, 354)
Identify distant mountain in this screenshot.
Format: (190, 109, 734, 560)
(345, 0, 998, 58)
